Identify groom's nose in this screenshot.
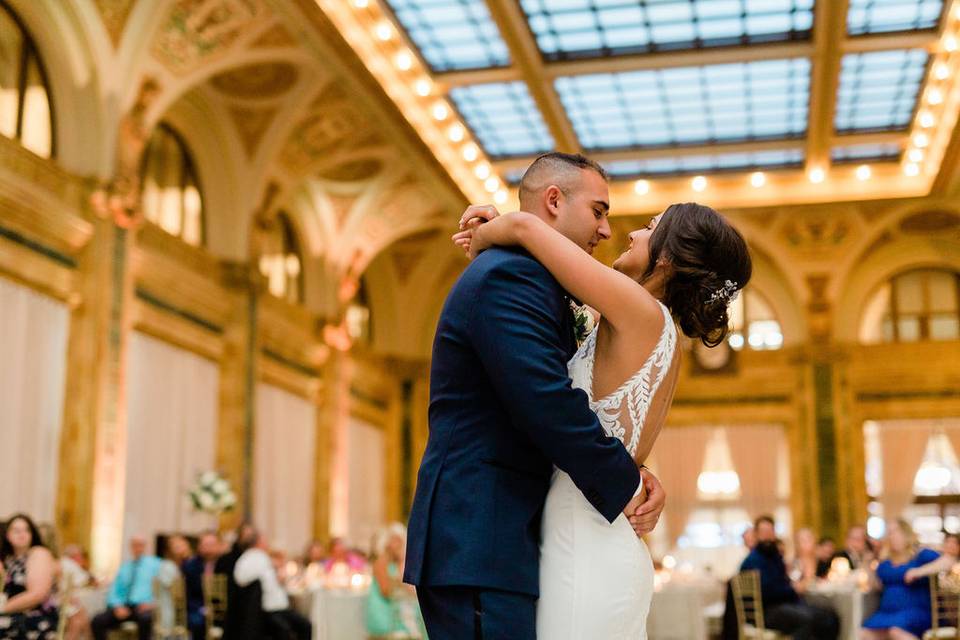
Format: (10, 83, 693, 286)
(597, 216, 612, 241)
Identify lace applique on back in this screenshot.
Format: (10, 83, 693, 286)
(568, 302, 677, 457)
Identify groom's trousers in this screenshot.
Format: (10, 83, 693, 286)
(416, 585, 536, 640)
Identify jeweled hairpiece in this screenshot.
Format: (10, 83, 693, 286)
(708, 280, 740, 306)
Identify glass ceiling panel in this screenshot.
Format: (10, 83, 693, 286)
(848, 0, 943, 35)
(385, 0, 510, 71)
(831, 143, 902, 163)
(450, 82, 555, 158)
(603, 149, 805, 177)
(521, 0, 814, 61)
(835, 49, 928, 133)
(555, 58, 810, 150)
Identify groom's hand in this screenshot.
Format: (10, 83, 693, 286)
(626, 468, 665, 537)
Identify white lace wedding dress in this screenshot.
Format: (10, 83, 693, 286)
(537, 301, 677, 639)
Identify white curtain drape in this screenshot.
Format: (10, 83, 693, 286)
(254, 383, 317, 555)
(124, 332, 219, 545)
(0, 277, 69, 522)
(346, 417, 385, 552)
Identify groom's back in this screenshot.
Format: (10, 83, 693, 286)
(404, 246, 566, 596)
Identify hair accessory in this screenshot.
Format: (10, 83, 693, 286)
(708, 280, 739, 306)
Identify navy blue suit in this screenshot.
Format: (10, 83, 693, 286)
(404, 247, 641, 639)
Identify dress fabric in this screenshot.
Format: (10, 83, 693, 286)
(537, 302, 676, 640)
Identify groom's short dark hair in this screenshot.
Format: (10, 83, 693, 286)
(519, 152, 608, 207)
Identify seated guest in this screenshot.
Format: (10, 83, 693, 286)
(182, 531, 221, 640)
(836, 524, 874, 571)
(91, 535, 161, 640)
(0, 513, 59, 639)
(742, 526, 757, 551)
(740, 515, 840, 640)
(156, 535, 192, 633)
(303, 540, 325, 566)
(816, 537, 836, 578)
(861, 519, 939, 640)
(790, 527, 819, 593)
(214, 523, 258, 640)
(905, 533, 960, 584)
(322, 537, 367, 573)
(366, 523, 425, 640)
(234, 531, 311, 640)
(59, 544, 94, 640)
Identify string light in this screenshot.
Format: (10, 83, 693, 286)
(350, 0, 368, 7)
(691, 175, 707, 192)
(394, 51, 413, 71)
(908, 148, 924, 163)
(913, 132, 930, 148)
(484, 177, 499, 193)
(945, 35, 958, 53)
(904, 162, 921, 176)
(494, 190, 508, 204)
(855, 165, 872, 181)
(935, 62, 950, 81)
(431, 102, 448, 121)
(634, 179, 650, 195)
(474, 163, 491, 180)
(415, 78, 432, 97)
(375, 21, 393, 41)
(463, 144, 479, 162)
(928, 88, 944, 105)
(448, 123, 465, 142)
(750, 171, 766, 188)
(808, 167, 825, 183)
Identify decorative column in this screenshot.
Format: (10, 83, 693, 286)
(216, 261, 261, 532)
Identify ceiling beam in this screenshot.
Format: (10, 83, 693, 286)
(482, 0, 581, 152)
(493, 131, 907, 174)
(435, 33, 938, 89)
(806, 0, 850, 171)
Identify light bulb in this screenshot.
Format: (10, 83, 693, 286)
(494, 190, 508, 204)
(691, 175, 707, 192)
(375, 21, 393, 41)
(908, 148, 924, 162)
(463, 144, 479, 162)
(904, 162, 920, 177)
(448, 123, 465, 142)
(474, 163, 491, 180)
(415, 78, 431, 97)
(935, 62, 950, 81)
(432, 102, 449, 121)
(750, 171, 766, 188)
(913, 132, 930, 148)
(484, 177, 499, 193)
(394, 51, 413, 71)
(855, 164, 871, 181)
(928, 88, 944, 105)
(808, 167, 825, 183)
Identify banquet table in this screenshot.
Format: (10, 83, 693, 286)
(805, 584, 881, 640)
(291, 587, 367, 640)
(647, 578, 725, 640)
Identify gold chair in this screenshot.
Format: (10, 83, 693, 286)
(730, 571, 786, 640)
(54, 578, 74, 640)
(152, 575, 190, 640)
(925, 573, 960, 640)
(202, 573, 228, 640)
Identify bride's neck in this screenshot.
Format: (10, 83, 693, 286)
(640, 272, 667, 302)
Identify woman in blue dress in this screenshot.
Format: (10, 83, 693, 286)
(861, 519, 939, 640)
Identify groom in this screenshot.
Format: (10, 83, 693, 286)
(404, 152, 666, 639)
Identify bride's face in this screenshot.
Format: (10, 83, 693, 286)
(613, 211, 664, 279)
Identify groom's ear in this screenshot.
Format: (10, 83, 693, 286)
(544, 185, 563, 218)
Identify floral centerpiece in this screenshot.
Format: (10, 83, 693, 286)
(188, 471, 237, 515)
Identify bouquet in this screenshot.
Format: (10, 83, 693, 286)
(188, 471, 237, 515)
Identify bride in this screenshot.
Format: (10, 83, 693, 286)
(453, 201, 751, 639)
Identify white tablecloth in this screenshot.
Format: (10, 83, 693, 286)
(73, 586, 108, 615)
(291, 588, 367, 640)
(806, 586, 881, 640)
(648, 580, 725, 640)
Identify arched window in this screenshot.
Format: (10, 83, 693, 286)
(727, 289, 783, 351)
(859, 268, 960, 344)
(141, 123, 204, 246)
(0, 2, 54, 158)
(258, 212, 303, 304)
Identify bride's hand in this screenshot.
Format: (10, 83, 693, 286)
(625, 468, 666, 537)
(451, 225, 492, 260)
(458, 204, 501, 230)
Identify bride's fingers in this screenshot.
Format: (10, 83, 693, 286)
(458, 204, 499, 229)
(451, 230, 473, 242)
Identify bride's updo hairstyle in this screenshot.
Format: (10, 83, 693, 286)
(641, 203, 752, 347)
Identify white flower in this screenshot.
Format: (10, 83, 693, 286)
(198, 492, 215, 509)
(222, 492, 237, 509)
(213, 479, 229, 496)
(200, 471, 218, 488)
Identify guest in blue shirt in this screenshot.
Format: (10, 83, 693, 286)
(740, 515, 840, 640)
(181, 531, 222, 640)
(91, 535, 162, 640)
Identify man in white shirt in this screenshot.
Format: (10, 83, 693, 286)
(233, 530, 311, 639)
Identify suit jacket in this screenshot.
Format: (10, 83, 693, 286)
(404, 247, 641, 596)
(181, 556, 206, 617)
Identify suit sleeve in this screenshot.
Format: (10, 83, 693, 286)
(469, 257, 640, 523)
